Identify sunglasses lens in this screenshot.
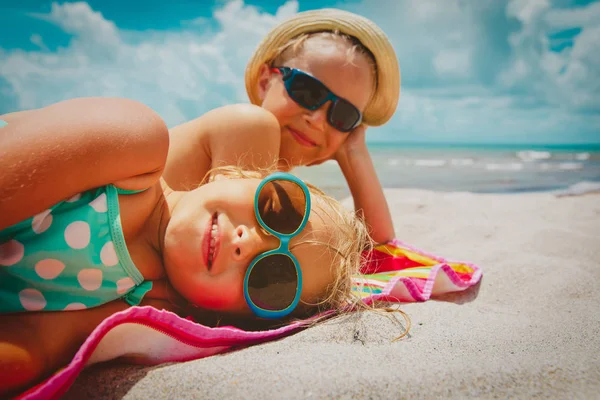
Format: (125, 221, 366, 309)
(257, 180, 307, 234)
(329, 99, 361, 132)
(248, 254, 298, 311)
(288, 74, 329, 108)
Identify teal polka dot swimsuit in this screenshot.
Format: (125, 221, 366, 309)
(0, 119, 152, 313)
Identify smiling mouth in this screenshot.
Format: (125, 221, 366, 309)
(288, 127, 317, 147)
(207, 212, 219, 270)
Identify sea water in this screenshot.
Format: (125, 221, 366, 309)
(294, 143, 600, 199)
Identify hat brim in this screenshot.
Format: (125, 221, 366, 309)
(245, 9, 400, 127)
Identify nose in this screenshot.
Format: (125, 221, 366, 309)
(231, 225, 275, 262)
(305, 103, 328, 131)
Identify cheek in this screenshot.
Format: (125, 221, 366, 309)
(262, 87, 300, 121)
(190, 274, 248, 312)
(324, 132, 347, 153)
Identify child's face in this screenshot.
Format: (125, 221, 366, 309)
(162, 178, 338, 317)
(258, 37, 375, 167)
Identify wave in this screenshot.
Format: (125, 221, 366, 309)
(539, 162, 585, 171)
(516, 150, 551, 162)
(450, 158, 475, 166)
(388, 158, 475, 168)
(558, 162, 584, 171)
(553, 181, 600, 197)
(485, 163, 524, 171)
(413, 159, 447, 167)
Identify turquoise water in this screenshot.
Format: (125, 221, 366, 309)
(367, 142, 600, 152)
(294, 143, 600, 196)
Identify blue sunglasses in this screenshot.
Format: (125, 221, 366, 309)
(272, 67, 363, 132)
(243, 172, 311, 319)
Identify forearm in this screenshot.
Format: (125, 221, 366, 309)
(337, 146, 395, 244)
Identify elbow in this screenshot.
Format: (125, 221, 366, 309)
(366, 220, 395, 245)
(371, 231, 394, 245)
(115, 98, 170, 173)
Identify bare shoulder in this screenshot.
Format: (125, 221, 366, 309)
(207, 103, 279, 128)
(206, 104, 281, 169)
(0, 109, 38, 122)
(189, 103, 280, 144)
(165, 104, 281, 189)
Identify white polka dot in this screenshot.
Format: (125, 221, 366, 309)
(78, 269, 103, 291)
(32, 209, 53, 234)
(89, 193, 108, 212)
(116, 277, 135, 294)
(64, 303, 87, 311)
(19, 289, 46, 311)
(66, 193, 81, 202)
(100, 242, 118, 266)
(64, 221, 90, 249)
(35, 259, 65, 280)
(0, 240, 25, 266)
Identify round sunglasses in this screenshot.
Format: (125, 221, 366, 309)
(243, 172, 311, 319)
(272, 67, 363, 133)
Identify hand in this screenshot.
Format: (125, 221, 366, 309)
(305, 125, 368, 167)
(334, 124, 368, 163)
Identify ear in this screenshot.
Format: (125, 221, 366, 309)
(256, 63, 273, 103)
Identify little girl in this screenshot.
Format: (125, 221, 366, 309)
(164, 9, 399, 244)
(0, 97, 370, 395)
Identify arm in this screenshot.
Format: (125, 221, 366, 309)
(0, 300, 130, 396)
(0, 97, 169, 231)
(164, 104, 281, 190)
(335, 125, 395, 244)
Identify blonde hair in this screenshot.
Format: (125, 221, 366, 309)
(272, 31, 378, 88)
(203, 166, 369, 312)
(199, 166, 410, 340)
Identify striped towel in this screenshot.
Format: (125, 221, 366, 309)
(352, 239, 482, 303)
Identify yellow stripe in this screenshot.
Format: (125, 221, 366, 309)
(447, 262, 474, 274)
(375, 244, 475, 273)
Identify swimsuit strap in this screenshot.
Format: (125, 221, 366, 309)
(114, 187, 149, 195)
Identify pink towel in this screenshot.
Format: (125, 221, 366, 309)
(16, 240, 481, 399)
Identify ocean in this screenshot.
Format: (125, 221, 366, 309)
(294, 143, 600, 199)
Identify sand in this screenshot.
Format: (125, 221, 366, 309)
(64, 190, 600, 399)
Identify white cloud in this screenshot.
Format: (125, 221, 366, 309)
(506, 0, 550, 24)
(502, 0, 600, 112)
(544, 1, 600, 28)
(433, 48, 472, 78)
(344, 0, 600, 142)
(0, 0, 298, 125)
(0, 0, 598, 144)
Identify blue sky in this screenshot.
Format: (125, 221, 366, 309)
(0, 0, 599, 145)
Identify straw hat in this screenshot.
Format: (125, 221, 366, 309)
(245, 9, 400, 127)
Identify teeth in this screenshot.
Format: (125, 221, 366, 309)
(208, 214, 218, 267)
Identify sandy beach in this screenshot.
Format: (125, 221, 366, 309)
(64, 189, 600, 399)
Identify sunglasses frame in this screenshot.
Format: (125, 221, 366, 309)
(243, 172, 311, 319)
(272, 67, 363, 133)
